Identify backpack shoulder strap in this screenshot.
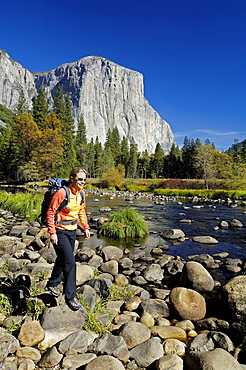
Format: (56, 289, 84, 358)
(57, 186, 70, 213)
(80, 190, 85, 204)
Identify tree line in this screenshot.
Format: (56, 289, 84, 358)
(0, 86, 245, 187)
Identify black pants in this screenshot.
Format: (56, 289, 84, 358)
(48, 229, 77, 300)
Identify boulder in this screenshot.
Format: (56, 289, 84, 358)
(100, 260, 119, 275)
(170, 287, 206, 321)
(62, 353, 97, 368)
(188, 331, 234, 353)
(163, 338, 186, 356)
(180, 261, 214, 292)
(38, 346, 63, 368)
(58, 329, 89, 355)
(84, 354, 125, 370)
(162, 229, 185, 240)
(101, 246, 124, 261)
(88, 333, 130, 362)
(184, 348, 242, 369)
(0, 334, 19, 362)
(39, 305, 88, 350)
(222, 275, 246, 319)
(129, 337, 164, 367)
(150, 326, 187, 341)
(143, 263, 164, 282)
(76, 264, 94, 285)
(18, 320, 45, 346)
(140, 298, 169, 318)
(192, 236, 219, 244)
(156, 354, 183, 370)
(117, 321, 150, 349)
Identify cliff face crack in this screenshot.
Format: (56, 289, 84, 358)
(0, 51, 175, 153)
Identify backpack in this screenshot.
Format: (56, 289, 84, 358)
(40, 178, 84, 226)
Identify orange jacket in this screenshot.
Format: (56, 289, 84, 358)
(46, 184, 89, 235)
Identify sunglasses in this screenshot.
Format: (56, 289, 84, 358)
(76, 177, 86, 182)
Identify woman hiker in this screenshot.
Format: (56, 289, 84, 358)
(45, 167, 90, 310)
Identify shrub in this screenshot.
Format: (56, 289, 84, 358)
(99, 207, 149, 239)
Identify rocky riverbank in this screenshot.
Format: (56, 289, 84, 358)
(0, 205, 246, 370)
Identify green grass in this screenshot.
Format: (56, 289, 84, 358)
(109, 285, 137, 301)
(0, 190, 43, 222)
(99, 207, 149, 239)
(79, 296, 111, 335)
(0, 293, 12, 316)
(153, 188, 246, 200)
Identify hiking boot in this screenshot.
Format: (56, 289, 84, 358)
(45, 285, 60, 297)
(67, 296, 82, 311)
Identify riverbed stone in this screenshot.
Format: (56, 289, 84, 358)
(115, 273, 129, 287)
(170, 287, 206, 320)
(100, 260, 119, 275)
(38, 346, 63, 368)
(39, 305, 88, 350)
(0, 334, 19, 362)
(18, 320, 45, 346)
(58, 329, 88, 355)
(150, 326, 187, 341)
(79, 284, 97, 311)
(222, 275, 246, 319)
(128, 337, 164, 368)
(165, 260, 185, 275)
(117, 321, 151, 349)
(184, 348, 242, 369)
(62, 353, 97, 368)
(143, 263, 164, 282)
(162, 229, 185, 240)
(88, 333, 130, 362)
(0, 236, 19, 256)
(163, 338, 186, 356)
(180, 261, 214, 292)
(102, 245, 124, 261)
(192, 235, 219, 244)
(229, 219, 243, 227)
(188, 331, 234, 352)
(196, 317, 230, 331)
(119, 257, 133, 269)
(18, 358, 35, 370)
(88, 356, 126, 370)
(124, 296, 141, 311)
(189, 253, 215, 268)
(76, 264, 94, 285)
(156, 354, 183, 370)
(140, 298, 169, 318)
(175, 319, 195, 332)
(16, 346, 41, 362)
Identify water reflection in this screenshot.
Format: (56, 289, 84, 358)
(81, 193, 246, 261)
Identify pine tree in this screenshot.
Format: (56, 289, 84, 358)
(120, 136, 130, 177)
(53, 86, 76, 173)
(15, 89, 29, 115)
(150, 143, 164, 178)
(181, 136, 197, 178)
(32, 87, 49, 129)
(75, 114, 88, 166)
(128, 137, 138, 178)
(94, 137, 104, 177)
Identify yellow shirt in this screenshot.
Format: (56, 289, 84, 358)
(46, 184, 89, 234)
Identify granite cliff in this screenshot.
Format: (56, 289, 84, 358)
(0, 50, 175, 153)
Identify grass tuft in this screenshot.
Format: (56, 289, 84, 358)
(99, 207, 149, 239)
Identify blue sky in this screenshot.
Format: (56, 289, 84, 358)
(1, 0, 245, 152)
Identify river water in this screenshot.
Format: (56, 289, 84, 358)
(81, 193, 246, 264)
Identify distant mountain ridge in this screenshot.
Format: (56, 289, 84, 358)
(0, 50, 175, 153)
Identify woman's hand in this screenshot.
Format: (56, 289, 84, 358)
(50, 234, 58, 245)
(84, 229, 90, 239)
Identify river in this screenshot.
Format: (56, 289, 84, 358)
(81, 192, 246, 265)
